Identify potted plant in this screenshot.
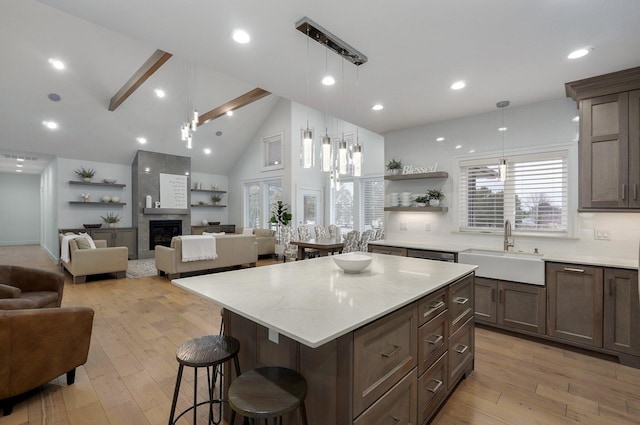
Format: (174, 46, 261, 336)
(75, 166, 96, 182)
(100, 212, 121, 228)
(270, 201, 292, 245)
(413, 195, 430, 207)
(427, 189, 445, 206)
(212, 194, 223, 205)
(386, 158, 403, 175)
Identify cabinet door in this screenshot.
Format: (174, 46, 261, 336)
(474, 277, 497, 324)
(546, 263, 603, 347)
(90, 229, 114, 246)
(114, 228, 137, 260)
(579, 93, 629, 208)
(604, 268, 640, 355)
(354, 369, 417, 425)
(498, 282, 546, 334)
(447, 317, 473, 390)
(417, 353, 447, 425)
(629, 90, 640, 208)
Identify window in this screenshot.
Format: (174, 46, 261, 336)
(244, 179, 283, 228)
(459, 151, 568, 234)
(334, 181, 354, 232)
(262, 131, 284, 171)
(362, 178, 385, 229)
(330, 176, 385, 233)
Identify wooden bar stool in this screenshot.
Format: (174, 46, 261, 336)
(228, 367, 308, 425)
(168, 335, 241, 425)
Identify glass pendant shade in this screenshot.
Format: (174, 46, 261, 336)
(352, 144, 363, 177)
(499, 158, 507, 182)
(186, 133, 193, 149)
(338, 139, 348, 174)
(301, 128, 314, 168)
(191, 109, 198, 132)
(321, 135, 332, 172)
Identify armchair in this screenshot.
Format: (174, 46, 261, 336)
(0, 307, 95, 415)
(59, 234, 128, 283)
(0, 265, 64, 310)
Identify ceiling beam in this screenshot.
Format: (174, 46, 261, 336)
(108, 49, 172, 111)
(198, 88, 271, 126)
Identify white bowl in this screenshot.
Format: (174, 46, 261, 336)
(101, 196, 111, 202)
(104, 178, 117, 184)
(110, 196, 120, 203)
(333, 253, 372, 274)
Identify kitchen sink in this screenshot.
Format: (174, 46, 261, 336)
(457, 249, 545, 285)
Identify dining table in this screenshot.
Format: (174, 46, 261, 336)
(289, 237, 344, 260)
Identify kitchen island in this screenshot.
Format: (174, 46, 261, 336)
(174, 253, 477, 425)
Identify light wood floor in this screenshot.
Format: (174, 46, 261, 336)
(1, 245, 640, 425)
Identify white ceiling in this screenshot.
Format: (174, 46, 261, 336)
(2, 0, 640, 175)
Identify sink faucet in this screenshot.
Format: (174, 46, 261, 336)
(504, 219, 514, 251)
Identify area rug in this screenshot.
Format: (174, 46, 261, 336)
(126, 259, 158, 278)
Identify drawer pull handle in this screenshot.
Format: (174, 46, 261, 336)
(381, 345, 401, 358)
(424, 300, 445, 316)
(455, 344, 468, 354)
(388, 415, 401, 424)
(427, 379, 443, 394)
(453, 297, 469, 305)
(426, 334, 443, 345)
(563, 267, 584, 273)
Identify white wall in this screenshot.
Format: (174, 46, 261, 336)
(190, 172, 229, 226)
(0, 172, 40, 246)
(41, 159, 59, 259)
(383, 97, 640, 260)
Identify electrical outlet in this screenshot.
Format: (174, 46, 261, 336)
(400, 222, 408, 230)
(594, 228, 610, 240)
(424, 223, 431, 231)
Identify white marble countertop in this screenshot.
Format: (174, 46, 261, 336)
(173, 253, 476, 348)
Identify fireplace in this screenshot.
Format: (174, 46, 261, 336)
(149, 220, 182, 250)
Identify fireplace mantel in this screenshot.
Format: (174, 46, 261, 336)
(143, 208, 189, 215)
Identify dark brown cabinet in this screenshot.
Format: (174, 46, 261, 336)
(474, 277, 546, 334)
(60, 227, 137, 260)
(546, 262, 603, 348)
(603, 267, 640, 356)
(566, 67, 640, 210)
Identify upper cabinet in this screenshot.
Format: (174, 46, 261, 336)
(566, 67, 640, 211)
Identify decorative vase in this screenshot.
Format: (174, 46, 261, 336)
(416, 202, 426, 207)
(108, 223, 115, 228)
(83, 177, 91, 182)
(389, 169, 401, 175)
(429, 199, 440, 207)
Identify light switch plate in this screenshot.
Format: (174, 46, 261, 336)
(594, 228, 610, 240)
(424, 223, 431, 231)
(268, 328, 279, 344)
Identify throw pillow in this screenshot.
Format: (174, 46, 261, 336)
(242, 227, 254, 235)
(75, 238, 93, 249)
(78, 232, 96, 249)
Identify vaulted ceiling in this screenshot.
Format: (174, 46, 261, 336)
(2, 0, 640, 175)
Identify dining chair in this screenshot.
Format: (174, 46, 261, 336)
(297, 225, 318, 258)
(328, 224, 339, 241)
(342, 230, 361, 253)
(359, 229, 375, 252)
(281, 226, 299, 263)
(374, 228, 384, 240)
(315, 225, 329, 239)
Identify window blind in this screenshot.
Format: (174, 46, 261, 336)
(362, 178, 385, 229)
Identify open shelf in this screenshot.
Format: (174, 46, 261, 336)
(69, 180, 126, 188)
(191, 204, 227, 208)
(384, 206, 448, 212)
(384, 171, 448, 181)
(69, 201, 126, 206)
(191, 189, 226, 193)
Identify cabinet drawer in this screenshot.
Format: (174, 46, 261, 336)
(368, 245, 407, 256)
(418, 353, 448, 425)
(354, 368, 417, 425)
(418, 310, 448, 375)
(418, 288, 447, 325)
(449, 274, 474, 336)
(448, 317, 474, 390)
(353, 303, 418, 416)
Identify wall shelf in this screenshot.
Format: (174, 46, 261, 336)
(191, 189, 227, 193)
(69, 180, 126, 188)
(143, 208, 189, 215)
(384, 206, 448, 212)
(69, 201, 126, 206)
(384, 171, 448, 181)
(191, 204, 227, 208)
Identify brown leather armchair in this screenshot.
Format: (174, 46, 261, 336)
(0, 265, 64, 310)
(0, 306, 94, 415)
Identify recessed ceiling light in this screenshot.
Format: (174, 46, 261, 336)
(232, 29, 250, 44)
(204, 148, 212, 154)
(455, 145, 462, 149)
(144, 167, 150, 173)
(226, 110, 234, 117)
(185, 172, 190, 176)
(48, 58, 65, 70)
(498, 127, 507, 132)
(17, 158, 25, 162)
(154, 89, 165, 98)
(136, 137, 147, 144)
(568, 48, 591, 59)
(450, 80, 466, 90)
(322, 75, 335, 86)
(371, 104, 384, 111)
(16, 164, 23, 168)
(16, 169, 22, 173)
(42, 120, 58, 129)
(436, 137, 445, 142)
(572, 116, 579, 122)
(469, 149, 476, 154)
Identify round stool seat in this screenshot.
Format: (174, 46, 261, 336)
(229, 367, 307, 419)
(176, 335, 240, 367)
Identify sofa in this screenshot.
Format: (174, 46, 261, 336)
(155, 234, 258, 279)
(0, 265, 65, 310)
(0, 306, 95, 415)
(59, 234, 128, 284)
(235, 227, 276, 256)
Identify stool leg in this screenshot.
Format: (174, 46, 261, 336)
(193, 367, 198, 425)
(299, 402, 308, 425)
(168, 364, 184, 425)
(207, 366, 214, 424)
(229, 410, 235, 425)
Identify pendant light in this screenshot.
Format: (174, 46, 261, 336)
(352, 67, 363, 177)
(321, 40, 333, 173)
(497, 100, 510, 182)
(300, 25, 314, 168)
